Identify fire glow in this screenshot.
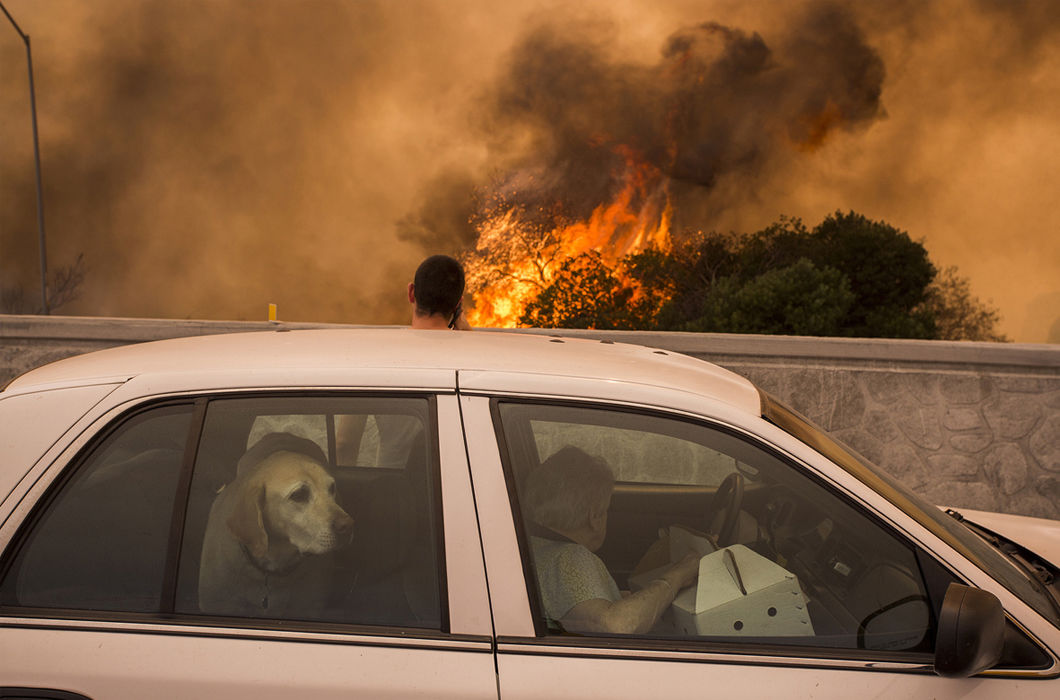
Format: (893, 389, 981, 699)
(465, 147, 673, 328)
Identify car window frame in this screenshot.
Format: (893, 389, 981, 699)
(0, 389, 454, 638)
(489, 395, 957, 665)
(0, 397, 201, 617)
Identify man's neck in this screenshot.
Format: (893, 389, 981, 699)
(411, 313, 451, 330)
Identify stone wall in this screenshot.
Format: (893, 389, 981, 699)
(2, 315, 1057, 519)
(738, 363, 1058, 519)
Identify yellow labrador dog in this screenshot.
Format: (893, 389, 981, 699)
(199, 437, 354, 618)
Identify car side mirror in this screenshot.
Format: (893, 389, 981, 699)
(934, 583, 1005, 678)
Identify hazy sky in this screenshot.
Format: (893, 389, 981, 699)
(2, 0, 1058, 341)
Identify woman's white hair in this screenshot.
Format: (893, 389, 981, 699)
(522, 446, 614, 532)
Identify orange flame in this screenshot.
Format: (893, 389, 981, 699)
(466, 147, 673, 327)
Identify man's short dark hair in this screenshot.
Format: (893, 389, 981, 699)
(413, 255, 465, 317)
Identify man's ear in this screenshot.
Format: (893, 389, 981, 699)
(228, 481, 268, 561)
(407, 282, 416, 305)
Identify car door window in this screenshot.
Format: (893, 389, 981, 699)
(497, 401, 936, 654)
(177, 395, 442, 628)
(0, 404, 193, 612)
(1, 395, 446, 632)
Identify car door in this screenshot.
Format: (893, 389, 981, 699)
(457, 388, 1057, 699)
(0, 387, 496, 700)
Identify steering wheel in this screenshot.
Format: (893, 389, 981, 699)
(708, 472, 745, 547)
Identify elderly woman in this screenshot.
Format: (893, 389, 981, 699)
(522, 446, 699, 635)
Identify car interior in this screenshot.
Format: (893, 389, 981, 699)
(496, 400, 936, 652)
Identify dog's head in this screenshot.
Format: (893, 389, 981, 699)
(227, 450, 354, 562)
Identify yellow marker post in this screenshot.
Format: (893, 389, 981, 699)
(268, 303, 277, 322)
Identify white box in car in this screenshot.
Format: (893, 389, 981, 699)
(671, 545, 814, 637)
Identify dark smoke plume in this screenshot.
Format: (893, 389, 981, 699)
(463, 2, 885, 235)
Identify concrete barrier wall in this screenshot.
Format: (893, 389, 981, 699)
(2, 314, 1058, 519)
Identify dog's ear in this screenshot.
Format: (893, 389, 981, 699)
(227, 480, 268, 560)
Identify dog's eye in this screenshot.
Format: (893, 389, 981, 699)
(289, 485, 311, 503)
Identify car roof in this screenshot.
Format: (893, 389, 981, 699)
(3, 328, 762, 414)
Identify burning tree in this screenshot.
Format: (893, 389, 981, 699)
(461, 147, 672, 327)
(461, 197, 569, 328)
(518, 251, 659, 330)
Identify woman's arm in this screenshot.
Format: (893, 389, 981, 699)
(560, 553, 699, 635)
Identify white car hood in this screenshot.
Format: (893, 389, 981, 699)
(951, 507, 1060, 570)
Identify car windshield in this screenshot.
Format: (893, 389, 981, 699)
(761, 393, 1060, 627)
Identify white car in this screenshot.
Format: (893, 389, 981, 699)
(0, 328, 1056, 699)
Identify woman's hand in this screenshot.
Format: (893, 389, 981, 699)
(665, 552, 701, 590)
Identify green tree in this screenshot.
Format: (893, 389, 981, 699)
(637, 211, 939, 338)
(625, 230, 745, 329)
(805, 211, 936, 338)
(684, 259, 856, 336)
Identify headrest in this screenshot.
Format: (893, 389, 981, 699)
(237, 432, 328, 476)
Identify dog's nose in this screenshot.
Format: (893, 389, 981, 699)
(333, 511, 354, 537)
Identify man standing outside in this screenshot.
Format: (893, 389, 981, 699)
(249, 255, 473, 463)
(345, 254, 472, 468)
(407, 254, 472, 330)
(340, 254, 473, 467)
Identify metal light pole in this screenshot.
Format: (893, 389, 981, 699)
(1, 1, 48, 314)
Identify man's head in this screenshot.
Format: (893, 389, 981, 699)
(408, 255, 465, 325)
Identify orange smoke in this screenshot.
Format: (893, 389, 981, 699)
(794, 100, 846, 152)
(466, 145, 673, 327)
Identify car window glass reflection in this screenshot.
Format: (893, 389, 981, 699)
(499, 402, 935, 654)
(0, 405, 193, 612)
(529, 418, 737, 486)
